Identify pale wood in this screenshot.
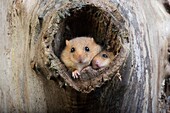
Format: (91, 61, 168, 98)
(0, 0, 170, 113)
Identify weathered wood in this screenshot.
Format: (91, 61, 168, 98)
(1, 0, 170, 113)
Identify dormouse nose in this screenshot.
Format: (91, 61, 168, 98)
(95, 60, 99, 65)
(77, 54, 83, 63)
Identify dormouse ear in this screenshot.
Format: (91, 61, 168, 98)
(66, 40, 69, 45)
(90, 38, 94, 42)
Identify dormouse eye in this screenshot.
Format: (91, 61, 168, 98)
(102, 54, 108, 58)
(85, 46, 90, 52)
(70, 47, 75, 53)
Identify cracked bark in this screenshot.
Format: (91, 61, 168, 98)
(0, 0, 170, 113)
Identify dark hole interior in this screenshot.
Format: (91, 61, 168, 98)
(163, 0, 170, 14)
(52, 4, 120, 57)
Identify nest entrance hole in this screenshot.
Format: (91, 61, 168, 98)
(38, 2, 128, 93)
(46, 3, 129, 92)
(53, 4, 120, 57)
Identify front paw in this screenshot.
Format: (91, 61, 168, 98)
(72, 70, 80, 79)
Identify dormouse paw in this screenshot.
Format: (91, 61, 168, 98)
(72, 70, 80, 79)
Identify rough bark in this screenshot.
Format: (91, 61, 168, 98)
(0, 0, 170, 113)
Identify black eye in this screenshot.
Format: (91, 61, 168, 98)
(85, 46, 90, 52)
(102, 54, 108, 58)
(70, 47, 75, 53)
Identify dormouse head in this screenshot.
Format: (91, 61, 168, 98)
(65, 37, 101, 65)
(92, 51, 114, 69)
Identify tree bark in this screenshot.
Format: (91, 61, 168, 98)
(0, 0, 170, 113)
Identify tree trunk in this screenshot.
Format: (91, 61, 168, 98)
(1, 0, 170, 113)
